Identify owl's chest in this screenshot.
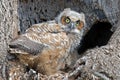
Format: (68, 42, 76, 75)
(39, 33, 79, 61)
(33, 46, 69, 74)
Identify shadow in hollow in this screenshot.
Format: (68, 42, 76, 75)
(78, 21, 113, 54)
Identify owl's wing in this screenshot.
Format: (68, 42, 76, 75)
(9, 22, 66, 55)
(9, 30, 68, 55)
(26, 21, 62, 33)
(9, 34, 47, 55)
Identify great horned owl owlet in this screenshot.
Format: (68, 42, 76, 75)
(8, 8, 86, 75)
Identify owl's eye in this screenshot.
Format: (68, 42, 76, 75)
(76, 20, 84, 30)
(61, 16, 71, 25)
(65, 17, 71, 24)
(76, 20, 80, 26)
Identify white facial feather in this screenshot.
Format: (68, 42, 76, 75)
(56, 8, 85, 27)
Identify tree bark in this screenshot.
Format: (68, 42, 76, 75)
(0, 0, 120, 80)
(74, 21, 120, 79)
(0, 0, 20, 80)
(0, 0, 19, 61)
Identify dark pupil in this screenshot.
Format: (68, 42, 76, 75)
(65, 17, 70, 23)
(76, 20, 80, 25)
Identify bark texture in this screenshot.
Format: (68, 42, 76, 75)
(74, 19, 120, 80)
(18, 0, 120, 33)
(0, 0, 120, 80)
(0, 0, 19, 62)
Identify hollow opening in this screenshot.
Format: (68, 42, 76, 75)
(78, 21, 113, 54)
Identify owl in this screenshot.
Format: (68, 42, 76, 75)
(8, 8, 86, 75)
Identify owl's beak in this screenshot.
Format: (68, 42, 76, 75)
(63, 22, 78, 34)
(66, 22, 80, 34)
(69, 22, 75, 30)
(63, 22, 75, 33)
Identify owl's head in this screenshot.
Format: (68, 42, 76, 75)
(55, 8, 86, 34)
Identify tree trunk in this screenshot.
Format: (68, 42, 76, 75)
(74, 21, 120, 80)
(0, 0, 19, 60)
(0, 0, 120, 80)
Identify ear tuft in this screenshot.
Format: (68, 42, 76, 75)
(80, 13, 85, 20)
(64, 8, 71, 11)
(80, 12, 85, 24)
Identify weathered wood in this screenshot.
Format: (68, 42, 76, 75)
(0, 0, 19, 61)
(74, 19, 120, 80)
(18, 0, 120, 33)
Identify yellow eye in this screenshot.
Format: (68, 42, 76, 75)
(76, 20, 80, 26)
(65, 17, 70, 24)
(76, 23, 79, 26)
